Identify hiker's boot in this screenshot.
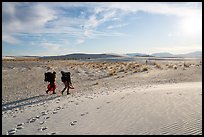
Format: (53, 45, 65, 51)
(61, 88, 66, 95)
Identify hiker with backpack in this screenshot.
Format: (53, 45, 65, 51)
(60, 71, 74, 95)
(45, 71, 57, 94)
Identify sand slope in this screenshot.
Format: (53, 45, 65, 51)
(2, 81, 202, 135)
(2, 59, 202, 135)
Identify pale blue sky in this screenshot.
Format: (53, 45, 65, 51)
(2, 2, 202, 56)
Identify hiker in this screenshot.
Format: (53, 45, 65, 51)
(45, 71, 56, 94)
(61, 71, 74, 95)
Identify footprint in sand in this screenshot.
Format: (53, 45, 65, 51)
(16, 125, 24, 130)
(121, 97, 125, 100)
(52, 111, 57, 114)
(106, 101, 111, 104)
(35, 115, 40, 119)
(17, 123, 24, 127)
(38, 126, 48, 131)
(44, 116, 50, 119)
(70, 120, 77, 126)
(6, 128, 17, 135)
(55, 99, 61, 103)
(16, 123, 24, 130)
(80, 113, 85, 116)
(80, 112, 89, 116)
(56, 106, 61, 110)
(28, 117, 37, 123)
(47, 132, 56, 135)
(41, 111, 48, 116)
(39, 121, 46, 125)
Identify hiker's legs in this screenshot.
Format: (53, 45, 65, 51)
(50, 81, 56, 94)
(46, 82, 52, 94)
(68, 76, 74, 89)
(61, 81, 68, 95)
(61, 87, 67, 95)
(46, 88, 49, 94)
(68, 75, 72, 85)
(67, 82, 70, 95)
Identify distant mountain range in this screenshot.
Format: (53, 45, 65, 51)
(127, 51, 202, 58)
(39, 53, 123, 60)
(176, 51, 202, 58)
(151, 52, 175, 57)
(3, 51, 201, 60)
(126, 53, 154, 57)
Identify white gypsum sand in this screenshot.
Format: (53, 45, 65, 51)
(2, 59, 202, 135)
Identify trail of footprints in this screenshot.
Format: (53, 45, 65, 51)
(6, 105, 64, 135)
(5, 92, 120, 135)
(6, 123, 25, 135)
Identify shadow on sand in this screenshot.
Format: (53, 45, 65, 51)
(2, 94, 60, 111)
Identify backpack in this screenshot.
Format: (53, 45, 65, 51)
(61, 71, 70, 82)
(44, 72, 53, 82)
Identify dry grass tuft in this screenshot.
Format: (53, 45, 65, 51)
(184, 62, 190, 67)
(108, 70, 117, 76)
(173, 65, 178, 69)
(141, 66, 148, 72)
(154, 61, 162, 69)
(167, 64, 173, 69)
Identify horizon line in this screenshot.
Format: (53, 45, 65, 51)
(2, 50, 202, 57)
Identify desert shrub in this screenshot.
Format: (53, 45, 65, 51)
(153, 62, 162, 69)
(168, 64, 173, 68)
(141, 66, 148, 72)
(135, 64, 140, 67)
(108, 70, 116, 76)
(184, 62, 190, 67)
(124, 69, 128, 73)
(118, 68, 125, 72)
(46, 66, 52, 70)
(173, 65, 177, 69)
(93, 82, 99, 85)
(133, 69, 139, 73)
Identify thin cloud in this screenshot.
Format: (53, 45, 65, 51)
(76, 39, 85, 45)
(40, 42, 60, 51)
(153, 45, 202, 54)
(107, 23, 129, 29)
(104, 2, 201, 17)
(2, 34, 21, 44)
(2, 2, 201, 55)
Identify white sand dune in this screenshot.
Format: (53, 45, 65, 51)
(2, 59, 202, 135)
(2, 81, 202, 135)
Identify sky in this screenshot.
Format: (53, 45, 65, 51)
(2, 2, 202, 56)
